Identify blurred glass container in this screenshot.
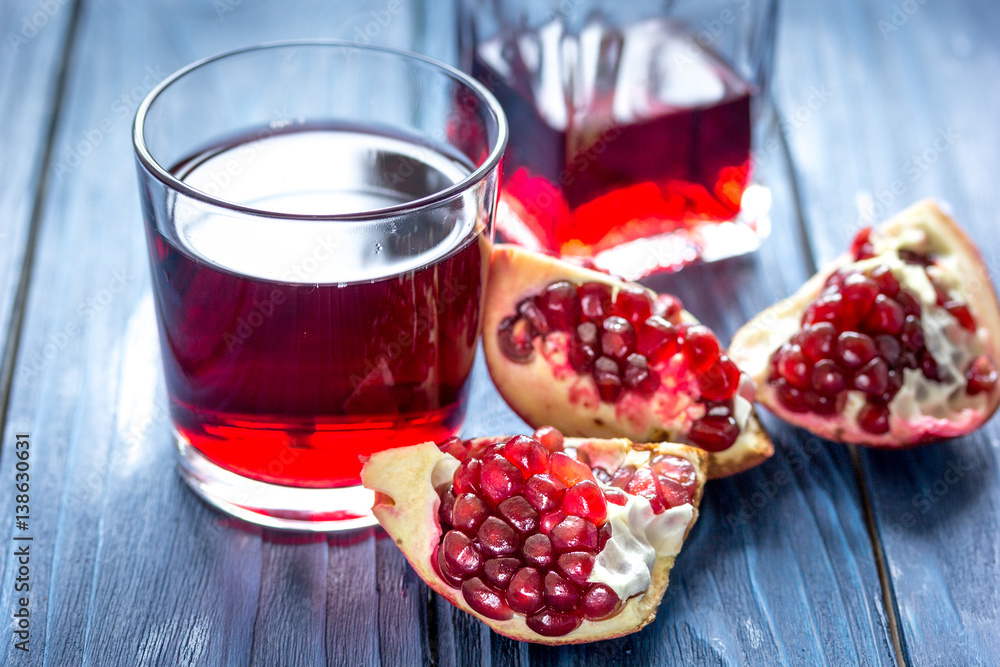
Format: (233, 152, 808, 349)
(459, 0, 778, 278)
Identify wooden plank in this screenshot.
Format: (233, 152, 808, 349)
(773, 0, 1000, 664)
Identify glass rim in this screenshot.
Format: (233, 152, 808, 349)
(132, 39, 508, 222)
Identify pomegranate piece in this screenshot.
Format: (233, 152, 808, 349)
(483, 245, 774, 479)
(507, 567, 545, 615)
(732, 200, 1000, 447)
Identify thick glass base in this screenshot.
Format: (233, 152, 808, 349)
(176, 434, 377, 532)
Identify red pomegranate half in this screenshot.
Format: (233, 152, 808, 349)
(730, 200, 1000, 446)
(361, 427, 706, 644)
(482, 244, 772, 478)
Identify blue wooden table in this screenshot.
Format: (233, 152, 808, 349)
(0, 0, 997, 664)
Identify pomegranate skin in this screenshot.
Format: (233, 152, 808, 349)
(361, 437, 707, 645)
(731, 200, 1000, 447)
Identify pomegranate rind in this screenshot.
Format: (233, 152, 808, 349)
(731, 199, 1000, 446)
(360, 438, 707, 645)
(482, 244, 773, 478)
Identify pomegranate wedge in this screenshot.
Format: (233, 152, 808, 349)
(482, 244, 772, 478)
(361, 428, 706, 644)
(731, 199, 1000, 446)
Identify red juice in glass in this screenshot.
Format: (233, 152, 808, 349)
(146, 126, 489, 490)
(471, 17, 758, 276)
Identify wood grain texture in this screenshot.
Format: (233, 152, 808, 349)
(774, 0, 1000, 664)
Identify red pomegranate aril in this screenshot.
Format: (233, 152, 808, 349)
(517, 298, 550, 335)
(526, 610, 581, 637)
(593, 357, 623, 402)
(568, 338, 597, 374)
(561, 480, 608, 524)
(451, 493, 490, 534)
(623, 354, 659, 395)
(439, 489, 456, 527)
(699, 357, 742, 401)
(798, 322, 837, 362)
(680, 325, 722, 372)
(609, 464, 636, 490)
(442, 530, 484, 577)
(654, 475, 694, 509)
(483, 557, 521, 590)
(506, 567, 545, 615)
(477, 516, 521, 557)
(479, 456, 525, 504)
(550, 515, 598, 552)
(438, 436, 464, 459)
(837, 332, 878, 369)
(687, 415, 739, 452)
(601, 316, 636, 360)
(612, 286, 654, 325)
(581, 584, 621, 620)
(501, 435, 549, 476)
(858, 402, 891, 435)
(497, 316, 535, 363)
(853, 358, 890, 396)
(543, 571, 581, 612)
(864, 294, 906, 335)
(875, 335, 902, 367)
(462, 578, 513, 621)
(650, 454, 697, 490)
(895, 289, 921, 318)
(920, 351, 943, 382)
(804, 391, 838, 416)
(841, 272, 880, 321)
(870, 265, 900, 297)
(540, 510, 567, 535)
(549, 452, 595, 486)
(497, 496, 540, 535)
(966, 356, 999, 395)
(523, 532, 555, 568)
(776, 344, 812, 390)
(945, 300, 976, 332)
(653, 293, 683, 322)
(453, 459, 481, 495)
(597, 524, 612, 551)
(437, 547, 464, 587)
(901, 316, 925, 351)
(624, 467, 664, 513)
(577, 282, 613, 321)
(804, 293, 844, 326)
(603, 487, 628, 506)
(532, 426, 565, 453)
(524, 473, 567, 513)
(881, 370, 903, 403)
(637, 316, 680, 363)
(811, 359, 846, 395)
(850, 227, 875, 260)
(541, 281, 582, 332)
(557, 551, 595, 587)
(774, 378, 808, 413)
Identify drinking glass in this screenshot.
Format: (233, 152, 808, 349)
(459, 0, 778, 278)
(133, 42, 507, 531)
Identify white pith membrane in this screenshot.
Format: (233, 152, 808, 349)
(360, 437, 706, 645)
(731, 200, 1000, 444)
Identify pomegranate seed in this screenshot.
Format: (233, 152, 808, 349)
(549, 516, 598, 552)
(522, 533, 555, 568)
(853, 358, 890, 396)
(501, 435, 549, 476)
(497, 316, 534, 363)
(557, 551, 595, 587)
(858, 403, 890, 435)
(863, 294, 905, 335)
(774, 378, 808, 413)
(506, 567, 545, 615)
(577, 282, 613, 321)
(875, 335, 902, 366)
(650, 454, 698, 490)
(850, 227, 875, 259)
(477, 516, 521, 557)
(532, 426, 564, 453)
(624, 467, 664, 513)
(524, 473, 567, 513)
(920, 351, 943, 382)
(561, 480, 608, 524)
(895, 289, 921, 317)
(540, 511, 566, 535)
(439, 489, 456, 527)
(881, 370, 903, 403)
(541, 281, 581, 331)
(900, 315, 925, 351)
(612, 286, 654, 325)
(601, 316, 636, 360)
(655, 475, 694, 509)
(798, 322, 837, 362)
(680, 325, 722, 372)
(609, 464, 636, 490)
(803, 293, 844, 326)
(581, 584, 621, 620)
(597, 524, 612, 551)
(966, 356, 999, 395)
(836, 332, 877, 369)
(436, 548, 463, 587)
(623, 353, 659, 395)
(687, 415, 740, 452)
(870, 265, 900, 297)
(462, 578, 513, 620)
(593, 357, 623, 402)
(776, 344, 812, 390)
(549, 452, 595, 486)
(479, 456, 525, 504)
(517, 298, 549, 335)
(452, 493, 490, 534)
(437, 437, 465, 459)
(699, 357, 742, 401)
(453, 459, 481, 495)
(944, 300, 976, 332)
(841, 272, 880, 322)
(497, 496, 540, 534)
(811, 359, 846, 394)
(637, 316, 680, 363)
(483, 557, 521, 590)
(568, 339, 597, 373)
(653, 293, 684, 322)
(805, 391, 838, 416)
(442, 530, 483, 577)
(603, 487, 628, 506)
(543, 571, 581, 612)
(525, 610, 581, 637)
